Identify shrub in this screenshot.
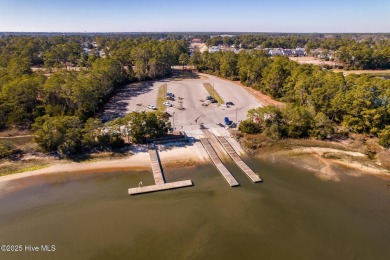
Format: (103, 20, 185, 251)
(378, 127, 390, 148)
(0, 141, 13, 158)
(239, 120, 261, 134)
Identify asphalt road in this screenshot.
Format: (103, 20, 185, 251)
(100, 74, 262, 136)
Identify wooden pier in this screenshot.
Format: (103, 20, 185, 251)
(148, 149, 165, 185)
(199, 138, 239, 187)
(216, 136, 262, 183)
(128, 180, 193, 195)
(128, 146, 193, 195)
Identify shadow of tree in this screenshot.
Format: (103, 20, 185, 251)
(97, 81, 155, 122)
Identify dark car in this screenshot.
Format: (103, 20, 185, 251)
(225, 101, 234, 106)
(206, 96, 213, 100)
(209, 99, 217, 103)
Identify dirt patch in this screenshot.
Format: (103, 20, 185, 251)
(289, 56, 342, 67)
(0, 128, 32, 138)
(331, 69, 390, 75)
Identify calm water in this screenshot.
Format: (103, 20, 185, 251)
(0, 158, 389, 260)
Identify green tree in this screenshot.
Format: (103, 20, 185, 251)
(282, 105, 313, 138)
(261, 56, 293, 98)
(239, 120, 261, 134)
(179, 53, 190, 69)
(33, 116, 83, 156)
(82, 118, 103, 148)
(248, 106, 285, 139)
(220, 52, 238, 79)
(124, 111, 170, 143)
(310, 112, 335, 140)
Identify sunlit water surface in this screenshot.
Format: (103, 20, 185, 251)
(0, 157, 389, 260)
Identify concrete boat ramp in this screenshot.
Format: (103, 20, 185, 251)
(128, 129, 262, 195)
(199, 129, 262, 186)
(199, 138, 239, 187)
(216, 136, 262, 183)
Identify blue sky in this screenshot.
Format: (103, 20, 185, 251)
(0, 0, 389, 32)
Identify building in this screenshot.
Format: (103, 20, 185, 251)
(191, 38, 202, 44)
(268, 49, 283, 56)
(208, 46, 220, 53)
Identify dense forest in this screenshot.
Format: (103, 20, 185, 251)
(190, 50, 390, 148)
(0, 36, 186, 155)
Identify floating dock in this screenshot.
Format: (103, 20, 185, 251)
(128, 180, 193, 195)
(216, 136, 262, 183)
(128, 146, 193, 195)
(199, 138, 239, 187)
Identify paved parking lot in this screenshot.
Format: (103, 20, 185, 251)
(100, 74, 262, 136)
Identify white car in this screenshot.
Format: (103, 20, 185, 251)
(147, 105, 157, 110)
(163, 102, 173, 107)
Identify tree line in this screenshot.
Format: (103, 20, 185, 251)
(204, 34, 390, 69)
(191, 51, 390, 148)
(0, 36, 186, 155)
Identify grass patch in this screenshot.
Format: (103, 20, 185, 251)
(0, 161, 52, 176)
(332, 69, 390, 76)
(0, 136, 33, 146)
(238, 134, 353, 155)
(156, 83, 167, 111)
(203, 83, 224, 104)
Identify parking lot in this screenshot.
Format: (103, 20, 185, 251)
(100, 73, 262, 136)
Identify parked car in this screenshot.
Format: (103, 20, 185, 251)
(166, 96, 175, 101)
(166, 92, 175, 97)
(225, 101, 234, 106)
(222, 103, 229, 108)
(163, 101, 173, 107)
(206, 96, 213, 100)
(147, 105, 157, 110)
(209, 98, 217, 103)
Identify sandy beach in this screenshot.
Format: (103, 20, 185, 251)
(265, 147, 390, 182)
(0, 145, 207, 191)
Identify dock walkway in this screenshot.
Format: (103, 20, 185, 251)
(216, 136, 262, 183)
(199, 138, 239, 187)
(128, 146, 193, 195)
(148, 148, 165, 185)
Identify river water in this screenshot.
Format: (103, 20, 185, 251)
(0, 157, 389, 260)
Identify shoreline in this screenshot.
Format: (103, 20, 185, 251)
(0, 145, 208, 190)
(1, 134, 389, 193)
(248, 139, 390, 181)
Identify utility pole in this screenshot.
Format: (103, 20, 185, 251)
(236, 108, 238, 125)
(172, 111, 175, 132)
(236, 107, 242, 126)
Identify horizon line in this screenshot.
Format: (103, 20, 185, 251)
(1, 31, 389, 34)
